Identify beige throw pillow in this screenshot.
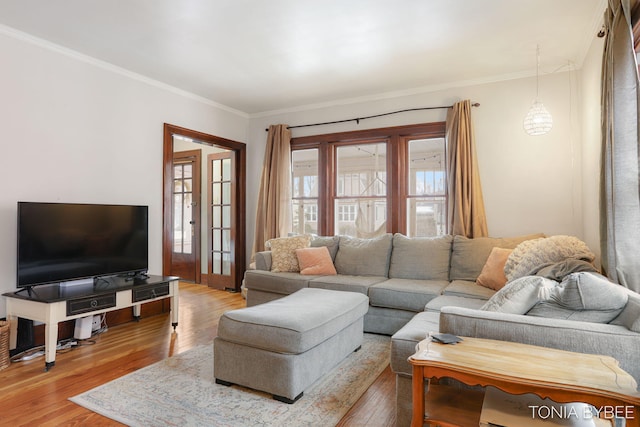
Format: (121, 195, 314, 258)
(476, 247, 512, 291)
(267, 235, 311, 272)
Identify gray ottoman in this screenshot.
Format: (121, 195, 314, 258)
(214, 288, 369, 403)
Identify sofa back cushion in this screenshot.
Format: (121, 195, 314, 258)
(334, 234, 393, 277)
(310, 235, 340, 261)
(449, 233, 544, 281)
(388, 234, 452, 280)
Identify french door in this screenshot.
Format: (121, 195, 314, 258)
(170, 150, 201, 283)
(163, 123, 246, 292)
(208, 152, 234, 289)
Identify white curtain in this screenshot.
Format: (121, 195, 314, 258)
(600, 0, 640, 292)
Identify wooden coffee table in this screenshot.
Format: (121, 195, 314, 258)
(409, 336, 640, 427)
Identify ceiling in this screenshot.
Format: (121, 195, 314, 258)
(0, 0, 605, 115)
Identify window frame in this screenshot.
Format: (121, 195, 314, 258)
(291, 122, 446, 236)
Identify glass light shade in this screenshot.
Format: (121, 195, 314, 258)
(523, 100, 553, 136)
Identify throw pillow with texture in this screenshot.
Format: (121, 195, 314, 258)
(476, 247, 512, 291)
(267, 235, 311, 273)
(296, 246, 337, 275)
(481, 276, 557, 314)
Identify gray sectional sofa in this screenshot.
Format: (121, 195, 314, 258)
(243, 232, 640, 427)
(245, 233, 505, 335)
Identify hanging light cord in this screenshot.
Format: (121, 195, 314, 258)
(535, 44, 540, 99)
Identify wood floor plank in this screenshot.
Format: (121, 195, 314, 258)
(0, 282, 396, 426)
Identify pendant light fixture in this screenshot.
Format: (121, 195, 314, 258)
(523, 45, 553, 136)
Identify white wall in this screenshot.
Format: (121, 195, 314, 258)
(0, 31, 248, 318)
(247, 68, 590, 260)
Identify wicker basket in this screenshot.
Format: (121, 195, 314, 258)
(0, 320, 10, 370)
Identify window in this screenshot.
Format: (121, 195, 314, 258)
(304, 204, 317, 222)
(407, 138, 446, 237)
(291, 149, 319, 235)
(291, 123, 446, 237)
(335, 143, 387, 237)
(337, 204, 357, 221)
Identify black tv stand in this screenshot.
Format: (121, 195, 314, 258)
(123, 271, 150, 282)
(3, 275, 179, 371)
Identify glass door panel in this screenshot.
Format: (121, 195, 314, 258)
(170, 150, 201, 283)
(208, 152, 234, 290)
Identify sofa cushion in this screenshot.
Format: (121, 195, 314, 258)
(442, 280, 495, 300)
(390, 311, 440, 376)
(527, 272, 628, 323)
(266, 235, 312, 272)
(218, 288, 369, 354)
(254, 251, 272, 271)
(368, 278, 448, 312)
(611, 289, 640, 333)
(309, 274, 386, 295)
(449, 233, 544, 282)
(481, 276, 556, 314)
(310, 235, 340, 261)
(296, 246, 337, 275)
(388, 234, 452, 281)
(424, 295, 487, 312)
(476, 247, 512, 291)
(334, 234, 393, 277)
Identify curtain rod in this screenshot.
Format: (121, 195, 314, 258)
(264, 102, 480, 131)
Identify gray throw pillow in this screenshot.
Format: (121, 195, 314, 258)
(527, 272, 628, 323)
(481, 276, 556, 314)
(334, 234, 393, 277)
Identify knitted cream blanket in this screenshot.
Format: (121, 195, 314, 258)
(504, 235, 595, 282)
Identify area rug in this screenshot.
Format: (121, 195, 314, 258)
(70, 333, 390, 427)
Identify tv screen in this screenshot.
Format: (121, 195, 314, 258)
(17, 202, 149, 287)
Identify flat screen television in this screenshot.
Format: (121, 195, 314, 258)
(17, 202, 149, 288)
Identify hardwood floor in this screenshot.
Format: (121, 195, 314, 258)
(0, 282, 396, 426)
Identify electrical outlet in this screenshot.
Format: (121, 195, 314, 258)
(92, 315, 101, 331)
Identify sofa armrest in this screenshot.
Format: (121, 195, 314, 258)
(611, 288, 640, 332)
(255, 251, 272, 271)
(439, 306, 640, 383)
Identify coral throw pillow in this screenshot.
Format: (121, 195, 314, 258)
(296, 246, 337, 275)
(476, 247, 512, 290)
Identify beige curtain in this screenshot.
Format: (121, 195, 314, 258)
(446, 99, 488, 238)
(251, 124, 292, 260)
(600, 0, 640, 292)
